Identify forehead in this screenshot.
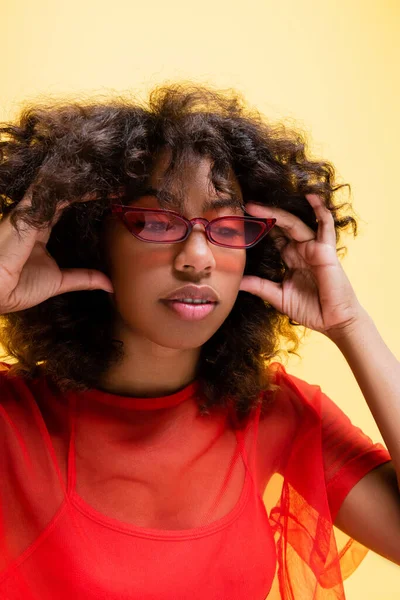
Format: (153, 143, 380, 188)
(146, 149, 243, 210)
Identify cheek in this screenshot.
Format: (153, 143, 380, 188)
(102, 220, 156, 276)
(216, 249, 246, 276)
(215, 250, 246, 308)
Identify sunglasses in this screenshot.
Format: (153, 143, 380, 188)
(111, 204, 277, 249)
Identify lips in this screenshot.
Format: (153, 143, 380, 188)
(161, 300, 217, 321)
(160, 284, 219, 322)
(162, 284, 220, 303)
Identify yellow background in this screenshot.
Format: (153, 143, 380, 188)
(1, 0, 399, 596)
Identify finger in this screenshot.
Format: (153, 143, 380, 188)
(305, 194, 336, 246)
(0, 188, 91, 266)
(0, 187, 47, 276)
(245, 203, 315, 243)
(58, 268, 114, 295)
(38, 189, 124, 243)
(239, 275, 282, 309)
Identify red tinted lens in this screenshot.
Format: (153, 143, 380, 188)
(124, 211, 186, 241)
(209, 218, 266, 247)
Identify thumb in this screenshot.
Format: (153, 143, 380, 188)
(239, 275, 281, 308)
(58, 268, 114, 295)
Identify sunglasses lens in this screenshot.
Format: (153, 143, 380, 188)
(125, 211, 186, 241)
(122, 210, 274, 247)
(209, 218, 266, 247)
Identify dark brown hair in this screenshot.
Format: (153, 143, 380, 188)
(0, 83, 357, 425)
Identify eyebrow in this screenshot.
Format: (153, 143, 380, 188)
(135, 187, 245, 212)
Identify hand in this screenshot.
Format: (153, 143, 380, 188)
(239, 194, 364, 337)
(0, 187, 116, 315)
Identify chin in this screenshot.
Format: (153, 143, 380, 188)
(146, 316, 227, 350)
(149, 330, 217, 351)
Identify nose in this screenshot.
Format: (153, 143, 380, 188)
(173, 223, 217, 273)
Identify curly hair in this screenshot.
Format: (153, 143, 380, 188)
(0, 83, 358, 426)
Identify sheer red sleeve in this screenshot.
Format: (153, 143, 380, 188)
(266, 362, 391, 599)
(319, 385, 391, 523)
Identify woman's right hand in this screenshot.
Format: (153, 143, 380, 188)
(0, 188, 114, 314)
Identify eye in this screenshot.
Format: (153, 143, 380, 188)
(214, 226, 241, 237)
(144, 221, 169, 231)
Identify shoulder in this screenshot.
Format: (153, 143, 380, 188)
(256, 362, 318, 475)
(264, 361, 324, 419)
(0, 361, 68, 437)
(0, 361, 41, 404)
(257, 362, 333, 471)
(0, 361, 43, 428)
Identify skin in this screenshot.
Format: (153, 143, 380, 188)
(98, 150, 246, 397)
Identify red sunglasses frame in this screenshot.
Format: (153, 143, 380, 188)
(110, 203, 276, 249)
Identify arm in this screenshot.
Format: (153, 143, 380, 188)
(327, 308, 400, 565)
(240, 193, 400, 564)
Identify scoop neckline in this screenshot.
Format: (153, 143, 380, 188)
(69, 467, 252, 540)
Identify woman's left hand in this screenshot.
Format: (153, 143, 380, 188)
(239, 194, 365, 338)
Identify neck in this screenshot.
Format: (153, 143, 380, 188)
(98, 329, 201, 398)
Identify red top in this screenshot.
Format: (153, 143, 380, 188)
(0, 361, 391, 599)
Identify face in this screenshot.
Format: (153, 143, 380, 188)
(101, 150, 246, 352)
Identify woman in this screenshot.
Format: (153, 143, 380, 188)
(0, 83, 399, 599)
